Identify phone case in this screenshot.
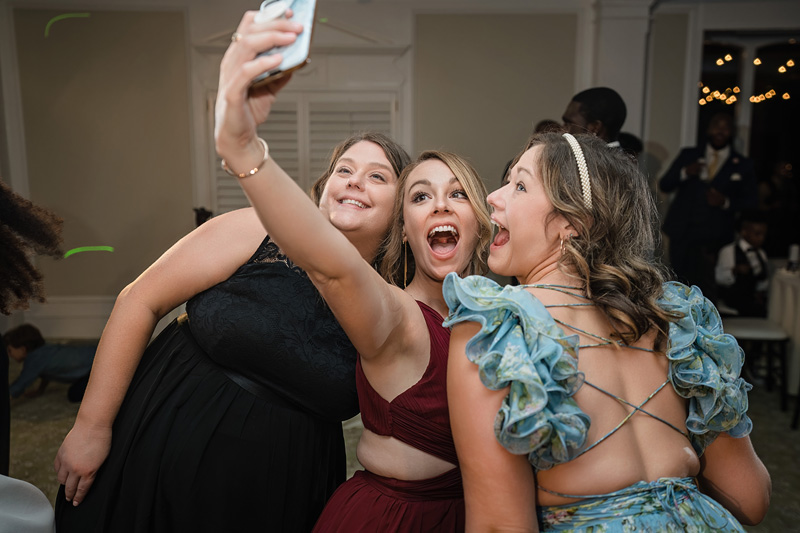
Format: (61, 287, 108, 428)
(251, 0, 317, 88)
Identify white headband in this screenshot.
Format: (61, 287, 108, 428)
(562, 133, 593, 210)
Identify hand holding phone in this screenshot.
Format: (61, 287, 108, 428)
(251, 0, 317, 88)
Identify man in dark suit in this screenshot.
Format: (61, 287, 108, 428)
(659, 112, 758, 301)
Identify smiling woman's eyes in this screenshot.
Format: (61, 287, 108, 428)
(370, 172, 387, 182)
(410, 191, 429, 203)
(451, 189, 468, 199)
(336, 166, 352, 175)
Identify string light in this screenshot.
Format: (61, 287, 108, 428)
(724, 54, 733, 61)
(716, 58, 724, 66)
(706, 95, 714, 102)
(713, 90, 721, 98)
(779, 66, 787, 73)
(702, 86, 710, 94)
(768, 89, 776, 97)
(787, 59, 795, 67)
(784, 93, 791, 100)
(733, 87, 740, 93)
(699, 99, 707, 105)
(754, 58, 762, 65)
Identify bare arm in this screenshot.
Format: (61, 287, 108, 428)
(696, 433, 771, 525)
(448, 323, 539, 532)
(214, 14, 409, 359)
(54, 208, 266, 505)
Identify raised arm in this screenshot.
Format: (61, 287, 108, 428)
(54, 208, 265, 506)
(214, 14, 409, 359)
(696, 433, 771, 525)
(448, 322, 539, 533)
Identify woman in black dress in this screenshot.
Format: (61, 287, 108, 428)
(53, 80, 410, 533)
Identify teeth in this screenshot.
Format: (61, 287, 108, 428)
(341, 199, 367, 208)
(428, 225, 458, 237)
(491, 220, 506, 230)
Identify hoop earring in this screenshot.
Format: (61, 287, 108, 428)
(403, 239, 408, 289)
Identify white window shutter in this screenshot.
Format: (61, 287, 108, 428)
(212, 94, 395, 214)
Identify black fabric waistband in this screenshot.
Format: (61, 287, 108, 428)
(176, 314, 302, 412)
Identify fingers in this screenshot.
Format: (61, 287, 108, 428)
(72, 474, 96, 506)
(221, 30, 298, 88)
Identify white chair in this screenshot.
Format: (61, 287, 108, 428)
(722, 317, 789, 412)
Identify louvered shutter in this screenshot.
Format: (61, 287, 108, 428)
(213, 101, 299, 214)
(212, 94, 395, 214)
(308, 100, 393, 183)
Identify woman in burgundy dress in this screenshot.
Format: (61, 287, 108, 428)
(216, 13, 493, 531)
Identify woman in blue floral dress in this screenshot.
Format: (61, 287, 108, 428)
(444, 132, 771, 531)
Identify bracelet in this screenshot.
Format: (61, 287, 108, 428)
(221, 137, 269, 179)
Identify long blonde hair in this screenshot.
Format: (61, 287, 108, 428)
(379, 150, 492, 286)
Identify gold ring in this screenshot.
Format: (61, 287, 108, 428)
(231, 32, 243, 43)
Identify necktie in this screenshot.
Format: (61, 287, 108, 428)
(707, 150, 719, 179)
(747, 247, 766, 277)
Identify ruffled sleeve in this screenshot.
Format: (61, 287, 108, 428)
(658, 281, 753, 455)
(443, 273, 590, 470)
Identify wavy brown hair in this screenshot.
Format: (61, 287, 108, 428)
(379, 150, 492, 286)
(525, 132, 678, 350)
(0, 179, 63, 315)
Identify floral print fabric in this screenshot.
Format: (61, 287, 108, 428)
(538, 477, 745, 532)
(442, 274, 753, 471)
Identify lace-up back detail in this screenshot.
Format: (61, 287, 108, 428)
(443, 273, 752, 471)
(516, 283, 690, 459)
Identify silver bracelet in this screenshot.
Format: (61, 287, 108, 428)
(221, 137, 269, 179)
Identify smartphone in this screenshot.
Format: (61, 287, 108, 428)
(251, 0, 317, 88)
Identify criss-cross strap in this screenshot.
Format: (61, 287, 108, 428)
(519, 283, 689, 445)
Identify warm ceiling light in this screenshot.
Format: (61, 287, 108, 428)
(724, 54, 733, 61)
(768, 89, 777, 97)
(716, 58, 724, 66)
(784, 93, 791, 100)
(754, 58, 762, 65)
(779, 66, 787, 73)
(733, 86, 740, 93)
(699, 99, 707, 105)
(706, 95, 714, 102)
(703, 86, 710, 93)
(787, 60, 795, 67)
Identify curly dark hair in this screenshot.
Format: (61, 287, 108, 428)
(0, 179, 64, 315)
(525, 132, 679, 350)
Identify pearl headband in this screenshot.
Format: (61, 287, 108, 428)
(562, 133, 593, 210)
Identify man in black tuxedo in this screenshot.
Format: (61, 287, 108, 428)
(561, 87, 627, 146)
(659, 112, 758, 301)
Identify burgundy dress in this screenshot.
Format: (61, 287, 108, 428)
(312, 301, 464, 532)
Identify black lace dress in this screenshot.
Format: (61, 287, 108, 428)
(55, 236, 359, 533)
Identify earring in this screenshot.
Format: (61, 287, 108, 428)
(403, 238, 408, 289)
(560, 234, 573, 256)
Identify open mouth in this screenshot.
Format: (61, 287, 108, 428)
(340, 198, 368, 209)
(492, 220, 509, 247)
(428, 225, 459, 254)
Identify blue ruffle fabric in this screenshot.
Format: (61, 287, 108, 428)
(442, 273, 590, 471)
(657, 281, 752, 455)
(443, 274, 753, 471)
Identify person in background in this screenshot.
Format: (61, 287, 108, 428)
(659, 112, 758, 302)
(5, 324, 96, 402)
(445, 132, 769, 531)
(561, 87, 627, 146)
(618, 131, 643, 160)
(0, 177, 62, 531)
(715, 210, 770, 317)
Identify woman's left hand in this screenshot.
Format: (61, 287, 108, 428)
(214, 10, 303, 169)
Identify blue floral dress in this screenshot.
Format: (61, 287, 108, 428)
(443, 274, 752, 532)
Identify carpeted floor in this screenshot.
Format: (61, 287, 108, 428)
(8, 360, 799, 531)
